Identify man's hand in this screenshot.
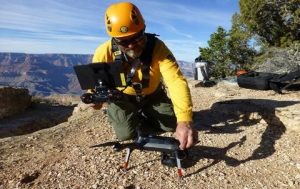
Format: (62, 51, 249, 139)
(80, 93, 103, 110)
(175, 122, 198, 150)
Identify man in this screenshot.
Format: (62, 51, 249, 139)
(89, 2, 197, 150)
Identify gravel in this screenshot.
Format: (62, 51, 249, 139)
(0, 80, 299, 189)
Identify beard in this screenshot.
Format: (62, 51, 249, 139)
(124, 49, 143, 59)
(119, 36, 147, 59)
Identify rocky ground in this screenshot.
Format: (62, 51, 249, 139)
(0, 80, 299, 189)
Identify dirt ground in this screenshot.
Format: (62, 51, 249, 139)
(0, 81, 299, 189)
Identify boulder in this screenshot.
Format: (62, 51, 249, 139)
(0, 86, 31, 119)
(257, 44, 300, 74)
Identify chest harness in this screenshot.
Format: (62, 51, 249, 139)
(112, 33, 158, 102)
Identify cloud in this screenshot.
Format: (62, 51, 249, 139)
(131, 0, 235, 46)
(159, 24, 193, 39)
(136, 0, 233, 28)
(0, 0, 238, 61)
(0, 37, 101, 54)
(0, 0, 108, 54)
(0, 0, 104, 34)
(163, 38, 207, 62)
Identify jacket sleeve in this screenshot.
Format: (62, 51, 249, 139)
(154, 40, 193, 122)
(92, 40, 114, 63)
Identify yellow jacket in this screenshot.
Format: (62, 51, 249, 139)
(92, 37, 193, 122)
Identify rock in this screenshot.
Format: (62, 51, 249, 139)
(0, 86, 31, 119)
(257, 44, 300, 74)
(44, 94, 80, 106)
(19, 171, 40, 184)
(91, 184, 99, 189)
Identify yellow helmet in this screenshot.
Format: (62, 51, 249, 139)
(105, 2, 145, 38)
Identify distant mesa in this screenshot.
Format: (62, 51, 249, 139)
(0, 53, 194, 96)
(0, 53, 92, 96)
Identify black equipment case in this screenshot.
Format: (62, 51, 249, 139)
(237, 71, 279, 90)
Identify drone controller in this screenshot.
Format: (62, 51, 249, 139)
(74, 63, 126, 104)
(80, 84, 122, 104)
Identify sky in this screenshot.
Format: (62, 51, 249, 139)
(0, 0, 240, 62)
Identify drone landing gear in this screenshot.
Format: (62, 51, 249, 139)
(120, 147, 186, 178)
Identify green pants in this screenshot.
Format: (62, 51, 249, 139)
(107, 88, 177, 141)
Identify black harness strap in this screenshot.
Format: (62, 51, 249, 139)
(139, 33, 158, 88)
(112, 40, 125, 63)
(111, 33, 158, 88)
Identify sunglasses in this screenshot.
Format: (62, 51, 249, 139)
(113, 32, 145, 47)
